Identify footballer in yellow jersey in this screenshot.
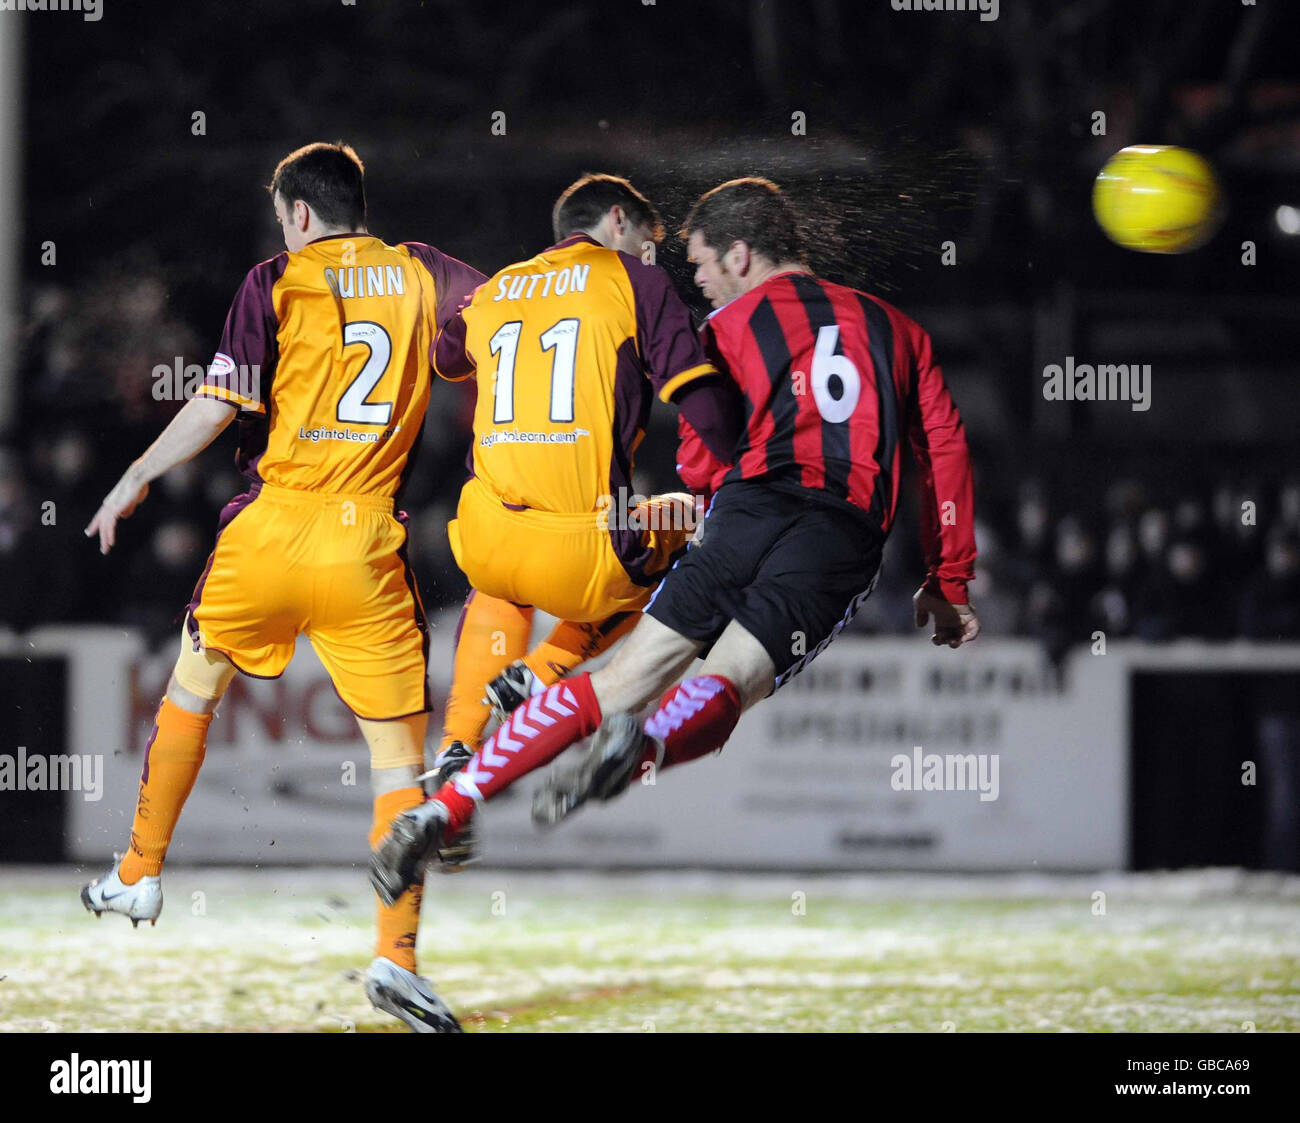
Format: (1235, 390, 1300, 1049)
(80, 143, 479, 1032)
(428, 175, 741, 762)
(185, 229, 478, 707)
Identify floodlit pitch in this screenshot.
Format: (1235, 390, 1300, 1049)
(2, 868, 1297, 1033)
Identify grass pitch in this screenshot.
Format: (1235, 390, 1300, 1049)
(1, 866, 1297, 1032)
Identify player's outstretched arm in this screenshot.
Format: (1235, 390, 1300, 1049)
(913, 587, 980, 649)
(906, 321, 977, 622)
(85, 396, 237, 555)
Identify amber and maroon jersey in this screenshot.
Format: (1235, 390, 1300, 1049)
(198, 235, 484, 499)
(694, 270, 976, 604)
(433, 233, 716, 516)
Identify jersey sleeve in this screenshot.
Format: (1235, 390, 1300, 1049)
(401, 242, 487, 329)
(675, 410, 731, 498)
(403, 242, 487, 383)
(432, 301, 476, 382)
(197, 255, 287, 415)
(906, 321, 977, 605)
(622, 257, 717, 402)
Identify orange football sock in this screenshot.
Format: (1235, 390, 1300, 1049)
(370, 786, 426, 972)
(522, 610, 640, 687)
(440, 590, 532, 752)
(118, 699, 211, 884)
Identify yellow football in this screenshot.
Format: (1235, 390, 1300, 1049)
(1092, 145, 1223, 253)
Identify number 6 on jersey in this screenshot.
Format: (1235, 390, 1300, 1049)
(810, 324, 861, 424)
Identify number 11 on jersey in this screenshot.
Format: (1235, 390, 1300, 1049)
(489, 318, 580, 424)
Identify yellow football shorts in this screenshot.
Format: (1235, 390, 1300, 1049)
(187, 482, 430, 720)
(447, 475, 693, 623)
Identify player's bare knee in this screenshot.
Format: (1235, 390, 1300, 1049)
(592, 615, 701, 714)
(370, 763, 423, 797)
(358, 715, 428, 793)
(170, 627, 237, 712)
(164, 673, 223, 715)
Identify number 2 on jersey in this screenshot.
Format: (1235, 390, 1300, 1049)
(490, 318, 580, 424)
(337, 321, 394, 425)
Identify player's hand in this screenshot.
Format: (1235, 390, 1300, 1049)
(913, 587, 980, 649)
(85, 475, 149, 555)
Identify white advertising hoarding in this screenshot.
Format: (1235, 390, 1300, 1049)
(8, 621, 1131, 870)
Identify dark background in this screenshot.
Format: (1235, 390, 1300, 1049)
(1, 0, 1299, 868)
(8, 0, 1300, 647)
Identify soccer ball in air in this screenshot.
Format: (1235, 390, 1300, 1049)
(1092, 145, 1223, 254)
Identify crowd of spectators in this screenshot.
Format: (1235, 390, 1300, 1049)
(3, 273, 1298, 655)
(950, 476, 1300, 656)
(848, 467, 1300, 656)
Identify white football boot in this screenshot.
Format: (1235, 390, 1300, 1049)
(80, 858, 162, 928)
(364, 956, 462, 1033)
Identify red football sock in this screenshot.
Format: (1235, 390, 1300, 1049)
(434, 673, 602, 830)
(642, 675, 742, 772)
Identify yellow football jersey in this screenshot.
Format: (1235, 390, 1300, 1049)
(433, 234, 715, 514)
(199, 234, 483, 498)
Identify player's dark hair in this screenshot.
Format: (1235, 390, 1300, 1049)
(268, 142, 367, 230)
(682, 177, 805, 266)
(552, 174, 664, 243)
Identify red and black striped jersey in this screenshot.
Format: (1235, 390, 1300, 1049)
(690, 270, 976, 604)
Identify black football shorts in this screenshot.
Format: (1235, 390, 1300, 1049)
(645, 479, 884, 690)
